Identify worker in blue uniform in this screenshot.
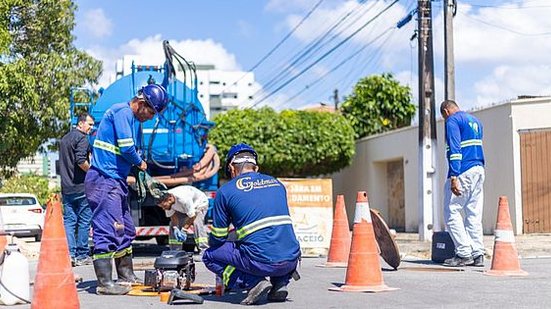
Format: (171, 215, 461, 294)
(440, 100, 486, 267)
(203, 143, 301, 305)
(85, 84, 168, 295)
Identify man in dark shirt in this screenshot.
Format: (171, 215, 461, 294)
(59, 113, 95, 266)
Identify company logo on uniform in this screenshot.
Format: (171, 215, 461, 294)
(235, 177, 280, 192)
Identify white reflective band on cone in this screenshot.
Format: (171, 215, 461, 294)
(494, 229, 515, 243)
(354, 202, 372, 224)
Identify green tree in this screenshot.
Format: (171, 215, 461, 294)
(341, 73, 416, 139)
(0, 0, 102, 177)
(0, 174, 59, 206)
(210, 107, 355, 178)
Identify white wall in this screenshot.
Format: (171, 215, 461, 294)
(332, 99, 551, 235)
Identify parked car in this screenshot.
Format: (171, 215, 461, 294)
(0, 193, 45, 242)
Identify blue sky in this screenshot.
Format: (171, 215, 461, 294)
(73, 0, 551, 113)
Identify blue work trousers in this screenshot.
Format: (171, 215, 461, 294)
(85, 168, 135, 258)
(203, 242, 298, 289)
(62, 192, 92, 259)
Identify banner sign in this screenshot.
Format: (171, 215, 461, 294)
(278, 178, 333, 257)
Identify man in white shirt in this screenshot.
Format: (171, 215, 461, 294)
(156, 185, 210, 251)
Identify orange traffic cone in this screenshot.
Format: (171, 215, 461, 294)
(485, 196, 528, 277)
(329, 191, 398, 292)
(31, 195, 80, 308)
(319, 195, 351, 268)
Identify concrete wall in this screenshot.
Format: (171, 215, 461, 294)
(332, 98, 551, 235)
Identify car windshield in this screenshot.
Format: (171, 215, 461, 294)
(0, 196, 37, 206)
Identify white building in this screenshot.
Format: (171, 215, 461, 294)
(114, 56, 257, 119)
(16, 153, 50, 177)
(331, 96, 551, 235)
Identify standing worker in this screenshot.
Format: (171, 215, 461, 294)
(85, 84, 168, 295)
(203, 143, 301, 305)
(59, 113, 95, 267)
(155, 185, 210, 251)
(440, 100, 486, 267)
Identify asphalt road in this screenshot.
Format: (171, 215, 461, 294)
(8, 242, 551, 309)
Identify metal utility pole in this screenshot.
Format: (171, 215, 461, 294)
(417, 0, 437, 241)
(444, 0, 456, 101)
(333, 89, 339, 111)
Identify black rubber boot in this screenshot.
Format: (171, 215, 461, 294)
(93, 258, 131, 295)
(115, 254, 143, 286)
(267, 283, 288, 302)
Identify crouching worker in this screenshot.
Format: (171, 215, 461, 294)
(155, 185, 210, 251)
(202, 144, 301, 305)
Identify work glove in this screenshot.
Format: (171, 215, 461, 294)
(173, 226, 187, 242)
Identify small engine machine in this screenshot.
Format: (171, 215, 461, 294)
(144, 250, 195, 291)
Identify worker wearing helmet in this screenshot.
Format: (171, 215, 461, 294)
(203, 143, 301, 305)
(85, 83, 168, 295)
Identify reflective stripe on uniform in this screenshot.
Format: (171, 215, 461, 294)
(450, 153, 462, 161)
(195, 237, 208, 244)
(93, 247, 132, 260)
(460, 139, 482, 148)
(117, 138, 134, 147)
(222, 265, 235, 286)
(169, 239, 183, 245)
(211, 226, 229, 238)
(236, 215, 293, 240)
(94, 140, 121, 155)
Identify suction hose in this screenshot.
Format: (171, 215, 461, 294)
(155, 144, 220, 187)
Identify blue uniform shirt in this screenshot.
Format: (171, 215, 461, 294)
(209, 172, 301, 264)
(90, 102, 143, 180)
(445, 111, 485, 178)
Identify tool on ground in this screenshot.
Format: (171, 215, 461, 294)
(167, 288, 204, 305)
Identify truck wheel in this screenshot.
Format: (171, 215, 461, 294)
(156, 236, 168, 246)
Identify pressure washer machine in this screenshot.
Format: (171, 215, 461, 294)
(144, 250, 196, 292)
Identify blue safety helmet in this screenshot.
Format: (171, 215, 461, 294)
(140, 84, 168, 114)
(225, 143, 258, 178)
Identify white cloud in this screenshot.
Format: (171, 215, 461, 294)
(452, 2, 551, 64)
(274, 0, 551, 108)
(287, 1, 410, 46)
(82, 9, 112, 38)
(474, 64, 551, 105)
(87, 35, 240, 87)
(281, 0, 416, 82)
(395, 70, 444, 110)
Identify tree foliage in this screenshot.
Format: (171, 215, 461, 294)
(0, 0, 102, 177)
(341, 73, 416, 139)
(210, 107, 355, 178)
(0, 174, 59, 206)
